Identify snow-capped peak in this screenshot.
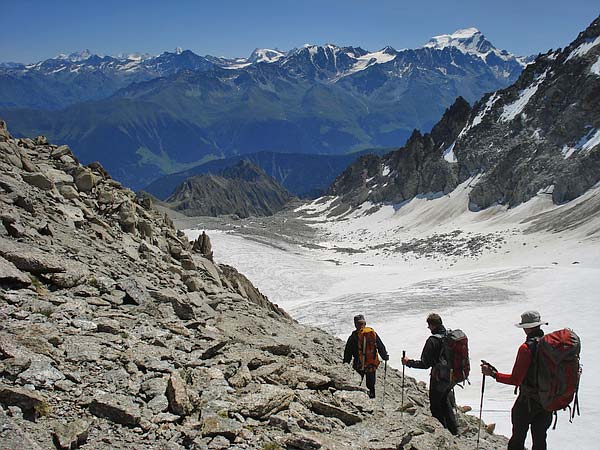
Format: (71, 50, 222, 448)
(422, 27, 515, 61)
(248, 48, 285, 64)
(175, 47, 183, 55)
(55, 49, 94, 62)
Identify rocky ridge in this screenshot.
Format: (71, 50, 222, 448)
(0, 119, 506, 449)
(165, 160, 295, 218)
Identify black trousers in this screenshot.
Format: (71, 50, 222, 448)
(365, 371, 376, 397)
(429, 381, 458, 435)
(508, 395, 553, 450)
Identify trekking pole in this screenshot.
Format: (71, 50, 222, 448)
(476, 371, 486, 450)
(401, 350, 406, 417)
(381, 360, 388, 408)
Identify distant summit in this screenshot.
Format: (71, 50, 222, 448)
(424, 28, 514, 61)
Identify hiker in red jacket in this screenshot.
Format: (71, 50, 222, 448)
(481, 311, 553, 450)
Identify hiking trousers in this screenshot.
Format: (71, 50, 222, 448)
(365, 371, 376, 398)
(429, 381, 458, 435)
(508, 395, 553, 450)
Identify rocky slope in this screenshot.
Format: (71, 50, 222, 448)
(328, 15, 600, 212)
(165, 161, 294, 218)
(0, 120, 507, 449)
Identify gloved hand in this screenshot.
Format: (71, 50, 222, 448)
(382, 355, 389, 361)
(481, 361, 498, 378)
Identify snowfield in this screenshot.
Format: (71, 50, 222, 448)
(183, 184, 600, 450)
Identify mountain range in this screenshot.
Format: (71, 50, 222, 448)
(0, 28, 530, 190)
(329, 16, 600, 212)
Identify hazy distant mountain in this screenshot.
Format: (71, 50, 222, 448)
(143, 148, 393, 200)
(166, 160, 294, 217)
(0, 29, 530, 189)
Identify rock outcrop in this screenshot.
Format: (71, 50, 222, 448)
(166, 160, 295, 218)
(0, 122, 506, 448)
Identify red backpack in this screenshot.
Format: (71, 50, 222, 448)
(435, 329, 471, 387)
(357, 327, 380, 373)
(535, 328, 581, 422)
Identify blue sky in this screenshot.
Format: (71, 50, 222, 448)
(1, 0, 598, 63)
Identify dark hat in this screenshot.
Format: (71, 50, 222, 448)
(353, 314, 365, 323)
(515, 310, 548, 329)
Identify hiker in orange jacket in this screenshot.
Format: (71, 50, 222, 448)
(343, 314, 389, 398)
(481, 310, 553, 450)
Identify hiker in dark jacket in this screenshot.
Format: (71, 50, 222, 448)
(343, 314, 389, 398)
(481, 311, 553, 450)
(402, 313, 458, 435)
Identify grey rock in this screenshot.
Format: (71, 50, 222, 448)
(0, 255, 31, 287)
(0, 384, 48, 415)
(89, 394, 141, 426)
(147, 394, 169, 413)
(74, 169, 96, 192)
(237, 384, 294, 419)
(0, 236, 66, 274)
(284, 433, 323, 450)
(21, 172, 54, 191)
(0, 409, 44, 449)
(201, 414, 242, 441)
(17, 358, 65, 388)
(0, 119, 10, 142)
(171, 297, 195, 320)
(118, 278, 150, 305)
(309, 399, 362, 425)
(51, 145, 72, 159)
(52, 419, 90, 449)
(59, 184, 80, 199)
(166, 371, 192, 416)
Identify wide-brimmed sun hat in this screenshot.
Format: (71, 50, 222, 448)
(515, 310, 548, 328)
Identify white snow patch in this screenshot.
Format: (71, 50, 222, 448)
(591, 55, 600, 76)
(471, 92, 499, 128)
(566, 36, 600, 61)
(581, 129, 600, 152)
(443, 141, 457, 163)
(500, 71, 547, 122)
(382, 165, 391, 177)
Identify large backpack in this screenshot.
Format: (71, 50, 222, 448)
(357, 327, 380, 373)
(434, 329, 471, 387)
(535, 328, 581, 419)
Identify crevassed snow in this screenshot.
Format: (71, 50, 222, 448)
(565, 35, 600, 61)
(443, 141, 457, 163)
(500, 71, 547, 122)
(591, 55, 600, 76)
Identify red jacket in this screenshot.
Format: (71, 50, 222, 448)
(495, 342, 532, 386)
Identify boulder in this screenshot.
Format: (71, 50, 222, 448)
(52, 419, 90, 449)
(0, 255, 31, 288)
(309, 400, 362, 426)
(118, 278, 150, 305)
(59, 184, 79, 200)
(166, 371, 192, 416)
(89, 394, 141, 426)
(201, 414, 242, 441)
(17, 358, 65, 388)
(283, 433, 323, 450)
(21, 172, 54, 191)
(0, 385, 48, 416)
(74, 169, 96, 192)
(0, 236, 66, 274)
(171, 297, 196, 320)
(237, 384, 294, 419)
(0, 120, 10, 142)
